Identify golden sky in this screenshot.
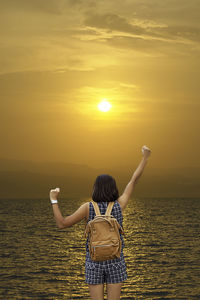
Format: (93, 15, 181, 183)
(0, 0, 200, 170)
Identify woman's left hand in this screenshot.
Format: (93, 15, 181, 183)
(50, 187, 60, 200)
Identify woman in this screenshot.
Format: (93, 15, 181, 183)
(50, 145, 151, 299)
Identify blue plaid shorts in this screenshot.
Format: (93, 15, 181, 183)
(85, 256, 127, 284)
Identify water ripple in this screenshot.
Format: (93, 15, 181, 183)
(0, 197, 200, 299)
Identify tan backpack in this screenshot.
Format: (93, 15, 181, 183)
(85, 200, 124, 261)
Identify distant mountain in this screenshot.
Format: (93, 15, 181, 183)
(0, 158, 199, 199)
(0, 157, 97, 176)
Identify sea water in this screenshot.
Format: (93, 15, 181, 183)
(0, 197, 200, 299)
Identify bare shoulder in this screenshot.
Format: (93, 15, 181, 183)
(116, 196, 125, 213)
(80, 201, 90, 211)
(82, 201, 90, 221)
(80, 201, 90, 208)
(74, 201, 90, 218)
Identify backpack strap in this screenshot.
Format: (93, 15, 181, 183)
(91, 200, 101, 216)
(105, 201, 114, 216)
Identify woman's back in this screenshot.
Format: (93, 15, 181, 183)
(85, 200, 127, 286)
(88, 200, 123, 226)
(86, 200, 124, 254)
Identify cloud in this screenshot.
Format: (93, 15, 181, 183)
(84, 13, 145, 35)
(0, 0, 199, 75)
(84, 12, 200, 45)
(119, 82, 139, 89)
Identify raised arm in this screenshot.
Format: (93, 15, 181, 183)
(49, 188, 89, 229)
(118, 145, 151, 211)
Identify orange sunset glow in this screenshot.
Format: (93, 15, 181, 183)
(0, 0, 199, 198)
(1, 3, 200, 300)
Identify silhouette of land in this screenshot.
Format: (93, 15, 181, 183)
(0, 158, 199, 199)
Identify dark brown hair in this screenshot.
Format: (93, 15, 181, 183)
(92, 174, 119, 202)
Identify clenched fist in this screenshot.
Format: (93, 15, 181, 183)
(142, 145, 151, 159)
(49, 187, 60, 204)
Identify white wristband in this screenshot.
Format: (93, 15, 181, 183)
(51, 199, 58, 204)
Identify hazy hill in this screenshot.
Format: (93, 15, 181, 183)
(0, 158, 199, 199)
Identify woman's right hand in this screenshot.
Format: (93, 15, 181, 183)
(142, 145, 151, 159)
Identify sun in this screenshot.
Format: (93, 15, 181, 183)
(98, 99, 112, 112)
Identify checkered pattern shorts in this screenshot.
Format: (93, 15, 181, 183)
(85, 256, 127, 284)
